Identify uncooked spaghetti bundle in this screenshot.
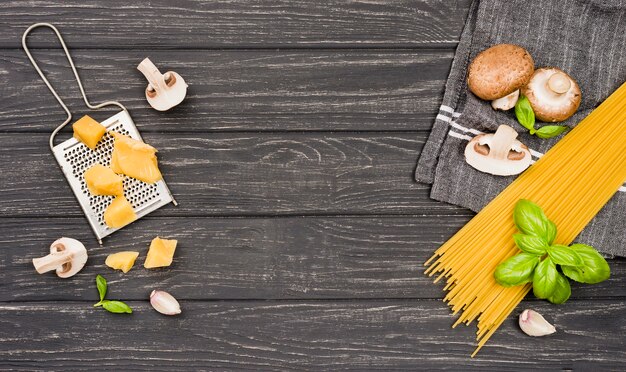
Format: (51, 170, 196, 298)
(425, 82, 626, 356)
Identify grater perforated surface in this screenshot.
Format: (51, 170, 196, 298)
(52, 110, 174, 243)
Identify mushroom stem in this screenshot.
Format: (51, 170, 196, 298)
(547, 72, 571, 94)
(137, 58, 169, 96)
(32, 253, 72, 274)
(491, 90, 519, 110)
(489, 125, 519, 159)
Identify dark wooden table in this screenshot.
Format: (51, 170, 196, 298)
(1, 1, 624, 370)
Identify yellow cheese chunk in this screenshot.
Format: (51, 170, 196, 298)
(73, 115, 106, 150)
(84, 163, 124, 196)
(144, 237, 177, 269)
(110, 132, 162, 183)
(103, 196, 137, 228)
(105, 251, 139, 273)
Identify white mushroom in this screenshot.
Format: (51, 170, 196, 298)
(491, 90, 520, 110)
(137, 58, 188, 111)
(522, 67, 581, 122)
(32, 237, 88, 278)
(464, 125, 532, 176)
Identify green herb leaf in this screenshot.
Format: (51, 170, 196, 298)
(562, 244, 611, 284)
(494, 253, 540, 287)
(96, 275, 107, 302)
(547, 245, 584, 267)
(544, 219, 557, 245)
(535, 125, 568, 139)
(513, 234, 549, 255)
(513, 199, 554, 240)
(547, 273, 571, 304)
(102, 300, 133, 314)
(533, 258, 558, 299)
(515, 95, 536, 132)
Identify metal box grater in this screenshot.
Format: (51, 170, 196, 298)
(24, 23, 177, 244)
(52, 110, 175, 243)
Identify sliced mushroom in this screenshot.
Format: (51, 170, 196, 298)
(522, 67, 581, 122)
(137, 58, 188, 111)
(465, 125, 532, 176)
(32, 237, 88, 278)
(491, 89, 520, 111)
(467, 44, 534, 103)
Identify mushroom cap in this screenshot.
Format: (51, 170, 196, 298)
(50, 237, 88, 278)
(522, 67, 581, 122)
(464, 125, 532, 176)
(145, 71, 188, 111)
(467, 44, 535, 101)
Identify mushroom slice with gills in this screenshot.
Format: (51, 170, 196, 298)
(465, 125, 532, 176)
(32, 237, 88, 278)
(137, 58, 188, 111)
(522, 67, 581, 122)
(467, 44, 534, 102)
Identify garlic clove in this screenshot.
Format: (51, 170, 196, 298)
(519, 309, 556, 336)
(150, 290, 181, 315)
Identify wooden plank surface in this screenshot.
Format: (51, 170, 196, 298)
(2, 0, 625, 370)
(1, 300, 624, 370)
(4, 216, 625, 302)
(1, 50, 452, 132)
(3, 0, 471, 49)
(0, 133, 472, 217)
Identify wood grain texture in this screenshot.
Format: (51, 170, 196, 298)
(0, 132, 471, 217)
(3, 1, 625, 369)
(1, 49, 452, 132)
(2, 216, 624, 302)
(0, 300, 624, 370)
(5, 0, 470, 49)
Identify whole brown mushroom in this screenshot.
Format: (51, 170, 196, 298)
(522, 67, 581, 122)
(467, 44, 535, 109)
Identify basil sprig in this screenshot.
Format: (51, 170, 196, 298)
(514, 95, 568, 139)
(94, 275, 133, 314)
(494, 200, 610, 304)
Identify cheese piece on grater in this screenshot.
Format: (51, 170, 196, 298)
(110, 132, 163, 183)
(104, 196, 137, 228)
(73, 115, 106, 150)
(84, 164, 123, 196)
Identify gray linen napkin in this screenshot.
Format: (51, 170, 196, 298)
(416, 0, 626, 256)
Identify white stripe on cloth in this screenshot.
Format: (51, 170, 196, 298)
(446, 130, 624, 192)
(439, 105, 454, 114)
(436, 114, 452, 123)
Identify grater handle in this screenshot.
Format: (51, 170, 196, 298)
(22, 23, 129, 151)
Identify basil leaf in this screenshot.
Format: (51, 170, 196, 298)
(547, 273, 571, 304)
(513, 199, 554, 239)
(494, 253, 540, 287)
(562, 244, 611, 284)
(513, 234, 548, 255)
(547, 245, 584, 267)
(535, 125, 568, 139)
(533, 258, 558, 299)
(515, 95, 536, 132)
(544, 219, 557, 245)
(96, 275, 107, 302)
(102, 300, 133, 314)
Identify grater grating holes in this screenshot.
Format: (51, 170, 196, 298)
(63, 120, 162, 227)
